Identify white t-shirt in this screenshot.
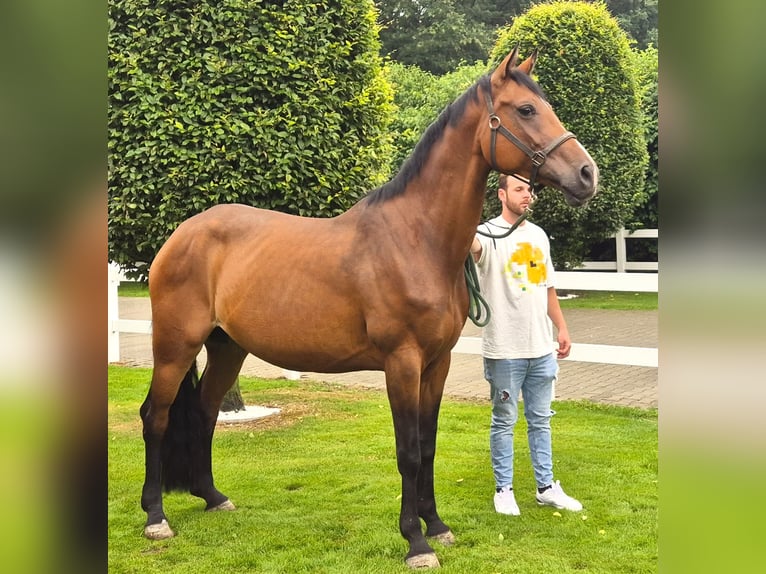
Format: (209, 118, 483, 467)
(475, 216, 556, 359)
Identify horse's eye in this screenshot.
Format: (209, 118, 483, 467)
(518, 105, 536, 118)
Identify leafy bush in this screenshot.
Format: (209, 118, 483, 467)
(385, 60, 488, 173)
(628, 44, 658, 229)
(109, 0, 393, 278)
(489, 1, 649, 268)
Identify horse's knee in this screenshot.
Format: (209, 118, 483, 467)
(419, 443, 436, 463)
(141, 396, 173, 435)
(396, 448, 421, 477)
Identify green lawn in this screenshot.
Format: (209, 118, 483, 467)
(118, 281, 149, 297)
(109, 366, 657, 573)
(558, 290, 657, 311)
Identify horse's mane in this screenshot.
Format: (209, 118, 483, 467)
(363, 69, 547, 205)
(363, 74, 491, 205)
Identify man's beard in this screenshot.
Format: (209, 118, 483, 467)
(503, 201, 527, 217)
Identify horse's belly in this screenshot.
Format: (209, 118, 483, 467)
(223, 317, 382, 374)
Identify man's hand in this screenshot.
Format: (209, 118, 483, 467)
(556, 328, 571, 359)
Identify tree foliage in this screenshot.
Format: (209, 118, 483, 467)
(109, 0, 393, 279)
(604, 0, 658, 49)
(375, 1, 657, 74)
(489, 1, 648, 268)
(376, 0, 531, 75)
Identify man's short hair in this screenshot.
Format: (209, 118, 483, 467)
(499, 173, 531, 190)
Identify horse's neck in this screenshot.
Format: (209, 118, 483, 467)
(386, 128, 491, 266)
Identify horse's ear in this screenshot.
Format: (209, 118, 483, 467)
(517, 48, 538, 76)
(492, 45, 520, 82)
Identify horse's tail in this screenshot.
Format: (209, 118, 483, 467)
(140, 363, 207, 493)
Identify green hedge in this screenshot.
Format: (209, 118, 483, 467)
(629, 44, 658, 229)
(490, 1, 649, 268)
(385, 60, 488, 173)
(108, 0, 393, 279)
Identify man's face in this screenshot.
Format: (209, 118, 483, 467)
(500, 178, 533, 216)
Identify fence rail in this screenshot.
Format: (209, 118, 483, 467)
(575, 228, 658, 273)
(556, 271, 657, 292)
(452, 337, 657, 368)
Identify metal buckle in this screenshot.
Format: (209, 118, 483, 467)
(531, 151, 546, 166)
(488, 115, 502, 130)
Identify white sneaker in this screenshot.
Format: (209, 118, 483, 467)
(494, 486, 521, 515)
(536, 480, 583, 511)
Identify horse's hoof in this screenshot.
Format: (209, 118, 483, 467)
(429, 530, 456, 546)
(405, 552, 441, 569)
(144, 519, 175, 540)
(206, 499, 236, 512)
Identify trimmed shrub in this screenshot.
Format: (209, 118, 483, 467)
(629, 44, 658, 229)
(385, 60, 488, 173)
(109, 0, 393, 278)
(489, 1, 648, 268)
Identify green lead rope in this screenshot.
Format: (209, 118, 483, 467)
(464, 211, 529, 327)
(464, 254, 491, 327)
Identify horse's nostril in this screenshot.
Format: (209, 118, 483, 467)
(580, 163, 598, 186)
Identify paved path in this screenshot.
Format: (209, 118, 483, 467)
(115, 298, 657, 409)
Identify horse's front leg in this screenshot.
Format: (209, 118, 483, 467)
(418, 352, 455, 546)
(385, 350, 440, 569)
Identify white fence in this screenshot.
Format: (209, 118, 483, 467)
(555, 270, 657, 293)
(576, 228, 658, 273)
(109, 243, 657, 370)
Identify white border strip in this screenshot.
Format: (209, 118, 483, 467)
(453, 336, 657, 368)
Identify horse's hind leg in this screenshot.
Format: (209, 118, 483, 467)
(191, 327, 248, 511)
(141, 308, 214, 540)
(141, 354, 202, 539)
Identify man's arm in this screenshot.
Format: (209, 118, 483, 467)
(547, 287, 571, 359)
(470, 236, 482, 262)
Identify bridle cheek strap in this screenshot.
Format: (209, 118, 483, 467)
(483, 89, 576, 189)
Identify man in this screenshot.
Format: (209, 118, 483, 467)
(470, 173, 583, 516)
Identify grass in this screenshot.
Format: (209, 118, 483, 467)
(118, 281, 149, 297)
(558, 290, 657, 311)
(118, 282, 657, 311)
(109, 366, 657, 573)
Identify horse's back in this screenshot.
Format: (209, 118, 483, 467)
(150, 204, 324, 283)
(156, 204, 293, 250)
(148, 204, 378, 369)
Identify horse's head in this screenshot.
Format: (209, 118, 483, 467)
(480, 47, 598, 207)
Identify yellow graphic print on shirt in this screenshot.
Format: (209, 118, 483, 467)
(502, 242, 547, 291)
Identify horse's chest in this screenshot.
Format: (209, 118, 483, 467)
(407, 295, 464, 345)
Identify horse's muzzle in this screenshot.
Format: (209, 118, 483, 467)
(563, 162, 598, 207)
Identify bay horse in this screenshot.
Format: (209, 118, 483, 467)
(140, 47, 598, 568)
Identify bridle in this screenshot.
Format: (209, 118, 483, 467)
(465, 79, 582, 327)
(483, 87, 576, 193)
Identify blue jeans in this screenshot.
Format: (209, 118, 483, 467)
(484, 353, 558, 490)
